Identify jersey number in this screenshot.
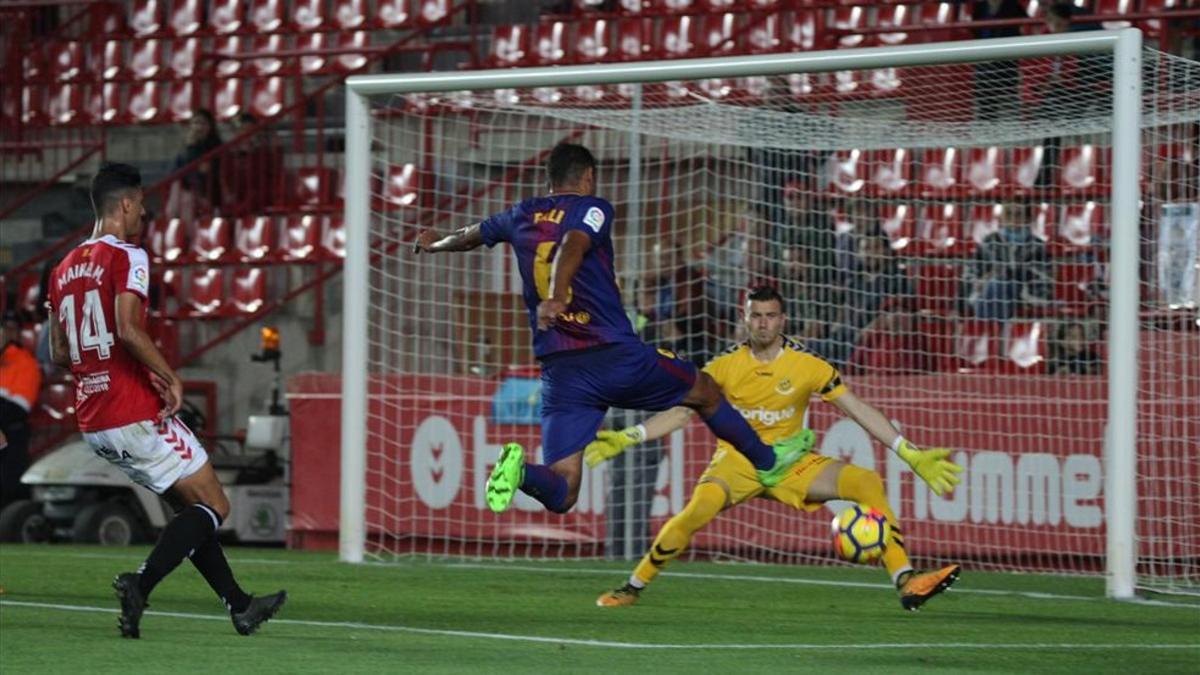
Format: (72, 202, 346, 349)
(533, 241, 572, 303)
(59, 289, 115, 364)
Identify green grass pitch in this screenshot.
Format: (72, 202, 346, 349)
(1, 544, 1196, 674)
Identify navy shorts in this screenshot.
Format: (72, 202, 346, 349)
(539, 342, 697, 465)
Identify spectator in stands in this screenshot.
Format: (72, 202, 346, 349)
(815, 228, 913, 368)
(0, 309, 42, 511)
(165, 109, 224, 221)
(225, 113, 281, 216)
(1036, 3, 1106, 186)
(971, 0, 1025, 121)
(1048, 321, 1102, 375)
(704, 211, 759, 330)
(770, 177, 840, 340)
(965, 203, 1054, 321)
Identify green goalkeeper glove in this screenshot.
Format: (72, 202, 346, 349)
(895, 439, 963, 497)
(584, 426, 646, 468)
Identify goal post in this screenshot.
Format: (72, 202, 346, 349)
(339, 28, 1199, 599)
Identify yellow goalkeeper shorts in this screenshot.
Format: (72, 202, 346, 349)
(699, 447, 837, 511)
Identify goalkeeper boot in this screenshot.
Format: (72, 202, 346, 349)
(486, 443, 526, 513)
(232, 590, 288, 636)
(112, 572, 147, 639)
(898, 564, 961, 611)
(756, 429, 816, 487)
(596, 583, 641, 608)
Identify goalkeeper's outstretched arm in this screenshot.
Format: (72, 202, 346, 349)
(583, 406, 694, 467)
(832, 390, 963, 496)
(413, 224, 485, 253)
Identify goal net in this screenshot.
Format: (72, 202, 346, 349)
(341, 32, 1200, 597)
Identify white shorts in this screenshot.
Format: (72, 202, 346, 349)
(83, 417, 209, 494)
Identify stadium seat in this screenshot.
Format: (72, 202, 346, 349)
(914, 2, 958, 40)
(249, 35, 285, 76)
(39, 382, 75, 421)
(968, 203, 1004, 245)
(1054, 260, 1099, 311)
(701, 0, 739, 9)
(966, 146, 1002, 195)
(20, 86, 45, 127)
(913, 264, 961, 316)
(158, 269, 184, 315)
(130, 0, 162, 37)
(700, 13, 737, 56)
(1029, 200, 1056, 243)
(573, 18, 611, 63)
(879, 203, 916, 251)
(1094, 0, 1135, 29)
(292, 0, 328, 31)
(617, 0, 649, 13)
(488, 25, 529, 67)
(1139, 0, 1179, 38)
(919, 148, 964, 197)
(127, 81, 162, 124)
(213, 78, 244, 121)
(876, 4, 912, 45)
(954, 318, 1000, 368)
(616, 18, 651, 61)
(156, 218, 189, 264)
(249, 77, 285, 118)
(16, 273, 40, 315)
(186, 268, 226, 317)
(1002, 321, 1047, 372)
(866, 148, 911, 196)
(829, 149, 866, 194)
(88, 2, 127, 37)
(84, 83, 120, 125)
(382, 163, 419, 209)
(417, 0, 451, 25)
(533, 21, 569, 66)
(831, 6, 866, 48)
(334, 0, 369, 30)
(168, 38, 200, 79)
(192, 216, 233, 262)
(51, 41, 83, 82)
(236, 216, 277, 261)
(376, 0, 412, 29)
(787, 10, 819, 51)
(249, 0, 285, 33)
(209, 0, 244, 34)
(215, 35, 243, 78)
(47, 84, 81, 126)
(335, 31, 370, 72)
(1052, 201, 1105, 255)
(296, 167, 338, 208)
(917, 202, 968, 257)
(297, 33, 329, 75)
(322, 217, 347, 259)
(659, 15, 699, 59)
(231, 267, 268, 315)
(1059, 145, 1108, 195)
(1010, 145, 1044, 193)
(166, 80, 197, 122)
(168, 0, 203, 36)
(128, 39, 161, 80)
(282, 214, 322, 262)
(746, 12, 782, 54)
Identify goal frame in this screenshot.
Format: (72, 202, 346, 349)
(340, 29, 1144, 600)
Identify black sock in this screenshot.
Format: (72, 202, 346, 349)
(137, 503, 220, 598)
(189, 536, 252, 613)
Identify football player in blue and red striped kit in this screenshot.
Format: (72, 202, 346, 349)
(415, 143, 811, 515)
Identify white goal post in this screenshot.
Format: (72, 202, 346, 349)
(339, 29, 1172, 600)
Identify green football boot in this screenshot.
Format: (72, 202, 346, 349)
(756, 428, 816, 487)
(486, 443, 526, 513)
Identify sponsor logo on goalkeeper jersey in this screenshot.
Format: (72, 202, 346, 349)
(736, 405, 796, 426)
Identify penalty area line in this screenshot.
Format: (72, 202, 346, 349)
(1, 600, 1198, 651)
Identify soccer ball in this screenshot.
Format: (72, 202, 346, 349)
(831, 504, 891, 564)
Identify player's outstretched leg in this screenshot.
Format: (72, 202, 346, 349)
(486, 443, 527, 513)
(487, 443, 578, 514)
(189, 535, 288, 634)
(597, 481, 725, 607)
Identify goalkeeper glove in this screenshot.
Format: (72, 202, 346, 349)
(895, 439, 963, 497)
(584, 426, 645, 468)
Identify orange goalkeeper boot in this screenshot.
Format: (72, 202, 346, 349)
(898, 564, 960, 611)
(596, 583, 641, 608)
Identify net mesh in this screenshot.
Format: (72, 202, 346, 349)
(358, 46, 1200, 595)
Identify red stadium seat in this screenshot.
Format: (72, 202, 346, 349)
(334, 0, 369, 30)
(1029, 201, 1056, 243)
(1140, 0, 1179, 38)
(215, 35, 243, 78)
(879, 203, 916, 251)
(51, 41, 83, 82)
(616, 18, 651, 61)
(209, 0, 243, 34)
(787, 10, 819, 51)
(166, 80, 197, 122)
(84, 83, 120, 125)
(829, 149, 866, 194)
(917, 202, 968, 257)
(20, 86, 45, 127)
(376, 0, 412, 29)
(236, 216, 277, 261)
(292, 0, 327, 31)
(168, 38, 200, 79)
(699, 13, 737, 56)
(16, 273, 40, 315)
(488, 25, 528, 67)
(382, 164, 419, 209)
(47, 84, 81, 126)
(89, 2, 127, 37)
(701, 0, 738, 9)
(1059, 145, 1108, 195)
(1002, 321, 1047, 372)
(832, 6, 866, 48)
(282, 214, 322, 262)
(322, 217, 346, 259)
(192, 217, 233, 262)
(866, 148, 912, 196)
(250, 35, 285, 76)
(617, 0, 648, 13)
(1010, 145, 1044, 193)
(158, 218, 189, 263)
(533, 21, 569, 66)
(249, 0, 286, 33)
(918, 147, 964, 197)
(158, 269, 185, 316)
(417, 0, 451, 25)
(876, 4, 912, 45)
(39, 382, 76, 421)
(660, 15, 698, 59)
(1094, 0, 1135, 29)
(966, 146, 1002, 195)
(957, 318, 1001, 368)
(168, 0, 203, 36)
(127, 81, 162, 124)
(186, 268, 226, 317)
(296, 167, 338, 208)
(231, 267, 268, 314)
(249, 77, 285, 118)
(912, 264, 960, 316)
(968, 203, 1004, 245)
(574, 18, 611, 63)
(335, 32, 370, 72)
(130, 0, 162, 37)
(213, 78, 244, 121)
(297, 33, 329, 75)
(747, 12, 782, 54)
(915, 1, 958, 40)
(129, 39, 162, 80)
(1053, 201, 1105, 255)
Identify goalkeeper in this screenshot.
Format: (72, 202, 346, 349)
(591, 286, 963, 611)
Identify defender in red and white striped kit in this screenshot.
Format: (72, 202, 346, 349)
(48, 163, 285, 639)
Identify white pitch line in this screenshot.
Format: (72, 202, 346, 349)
(1, 600, 1197, 651)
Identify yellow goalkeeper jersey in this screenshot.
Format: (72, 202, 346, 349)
(703, 337, 847, 454)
